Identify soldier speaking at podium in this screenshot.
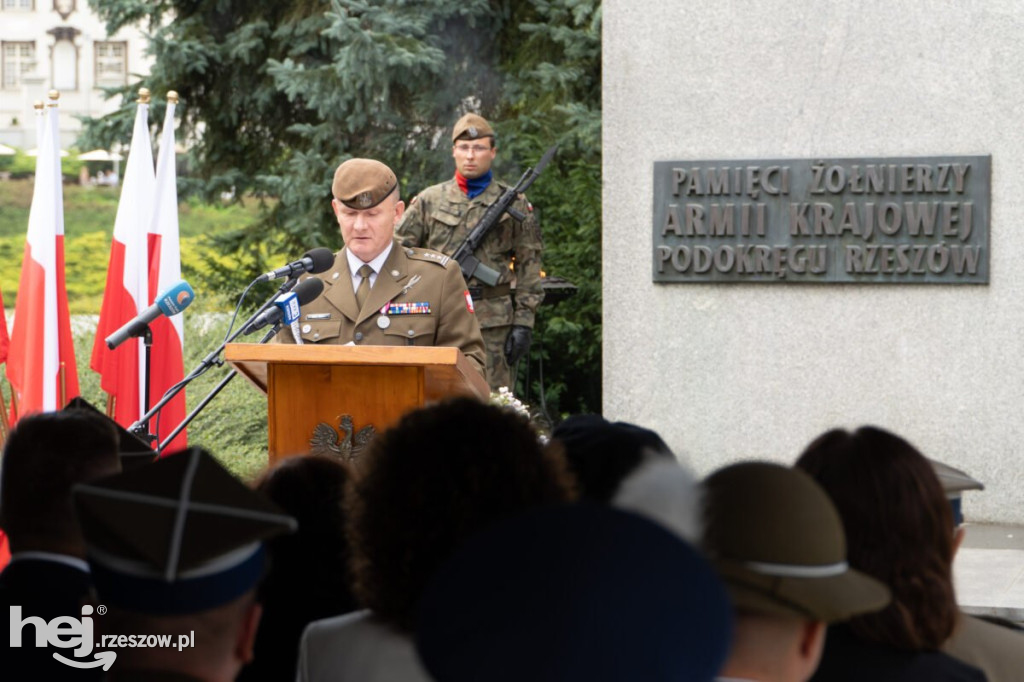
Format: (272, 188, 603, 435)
(396, 113, 544, 391)
(274, 158, 486, 377)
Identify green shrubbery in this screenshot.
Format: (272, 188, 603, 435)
(0, 179, 275, 313)
(0, 148, 85, 182)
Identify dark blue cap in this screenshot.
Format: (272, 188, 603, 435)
(416, 503, 733, 682)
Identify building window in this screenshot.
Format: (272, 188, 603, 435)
(2, 42, 36, 90)
(94, 41, 126, 87)
(52, 39, 76, 91)
(2, 0, 35, 10)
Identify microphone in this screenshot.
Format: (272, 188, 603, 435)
(242, 278, 324, 334)
(106, 281, 195, 350)
(256, 247, 334, 282)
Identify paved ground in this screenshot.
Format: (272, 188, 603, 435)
(954, 524, 1024, 624)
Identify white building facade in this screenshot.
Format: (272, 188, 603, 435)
(0, 0, 149, 149)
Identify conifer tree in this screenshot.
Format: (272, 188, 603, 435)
(83, 0, 602, 415)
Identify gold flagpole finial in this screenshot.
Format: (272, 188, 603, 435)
(138, 87, 151, 104)
(34, 100, 45, 110)
(167, 90, 179, 104)
(47, 90, 60, 107)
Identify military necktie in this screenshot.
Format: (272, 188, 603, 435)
(355, 264, 374, 310)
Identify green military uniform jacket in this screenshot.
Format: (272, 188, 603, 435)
(395, 178, 544, 330)
(273, 240, 486, 376)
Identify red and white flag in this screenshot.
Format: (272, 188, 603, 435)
(0, 288, 9, 365)
(5, 98, 80, 419)
(0, 289, 6, 572)
(90, 99, 155, 428)
(147, 96, 187, 452)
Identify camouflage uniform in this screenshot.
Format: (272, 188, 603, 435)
(396, 178, 544, 391)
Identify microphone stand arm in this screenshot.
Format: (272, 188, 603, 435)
(129, 278, 299, 438)
(156, 323, 282, 454)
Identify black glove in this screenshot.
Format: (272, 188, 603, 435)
(504, 325, 533, 366)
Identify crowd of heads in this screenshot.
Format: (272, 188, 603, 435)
(0, 393, 1018, 681)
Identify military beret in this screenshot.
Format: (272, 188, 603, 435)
(332, 158, 398, 209)
(452, 113, 494, 143)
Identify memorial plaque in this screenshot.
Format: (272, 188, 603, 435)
(652, 156, 990, 284)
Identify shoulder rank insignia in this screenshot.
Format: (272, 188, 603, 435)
(409, 249, 451, 267)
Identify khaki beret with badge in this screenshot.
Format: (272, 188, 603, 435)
(333, 158, 398, 209)
(452, 113, 494, 143)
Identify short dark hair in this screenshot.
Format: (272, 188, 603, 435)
(347, 398, 574, 632)
(0, 409, 120, 549)
(247, 454, 358, 680)
(254, 454, 354, 592)
(795, 426, 957, 650)
(552, 415, 672, 502)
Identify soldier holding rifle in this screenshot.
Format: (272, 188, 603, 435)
(396, 113, 549, 391)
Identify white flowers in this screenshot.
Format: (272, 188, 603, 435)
(490, 386, 531, 420)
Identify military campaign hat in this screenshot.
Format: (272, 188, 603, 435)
(332, 158, 398, 209)
(702, 461, 891, 622)
(416, 504, 733, 682)
(63, 396, 156, 471)
(929, 458, 984, 526)
(451, 113, 494, 143)
(73, 447, 296, 614)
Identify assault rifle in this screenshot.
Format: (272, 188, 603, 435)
(452, 144, 557, 287)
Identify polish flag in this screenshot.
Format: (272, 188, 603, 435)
(0, 289, 8, 365)
(5, 97, 80, 420)
(90, 98, 155, 429)
(147, 94, 187, 452)
(0, 292, 6, 570)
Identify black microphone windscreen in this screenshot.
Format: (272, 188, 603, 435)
(305, 247, 335, 274)
(293, 277, 325, 305)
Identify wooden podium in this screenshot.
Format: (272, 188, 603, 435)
(225, 344, 489, 463)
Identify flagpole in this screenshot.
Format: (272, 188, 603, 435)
(0, 384, 9, 446)
(59, 361, 66, 409)
(51, 90, 68, 411)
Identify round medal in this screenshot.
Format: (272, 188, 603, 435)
(377, 316, 391, 329)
